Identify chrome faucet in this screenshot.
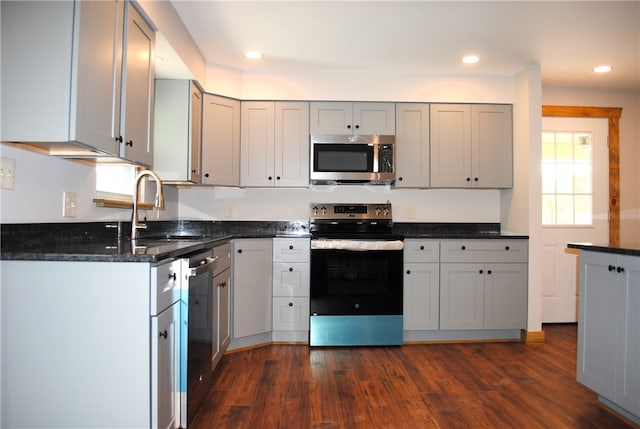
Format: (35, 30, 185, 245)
(131, 170, 165, 240)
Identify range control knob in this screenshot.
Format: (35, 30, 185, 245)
(311, 206, 318, 216)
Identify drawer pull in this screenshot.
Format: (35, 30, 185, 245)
(505, 246, 510, 251)
(479, 269, 483, 274)
(461, 245, 466, 250)
(159, 330, 168, 339)
(218, 281, 227, 288)
(608, 265, 615, 272)
(406, 270, 411, 275)
(289, 245, 294, 250)
(420, 245, 424, 250)
(289, 267, 294, 272)
(487, 270, 492, 275)
(289, 302, 294, 307)
(168, 272, 177, 281)
(617, 266, 625, 273)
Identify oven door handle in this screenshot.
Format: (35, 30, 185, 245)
(311, 239, 404, 251)
(188, 256, 218, 277)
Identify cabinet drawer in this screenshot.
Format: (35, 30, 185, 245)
(213, 242, 231, 275)
(273, 297, 310, 331)
(404, 240, 439, 263)
(440, 240, 528, 263)
(273, 262, 310, 297)
(273, 237, 310, 262)
(151, 259, 182, 315)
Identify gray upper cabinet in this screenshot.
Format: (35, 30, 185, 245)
(154, 80, 202, 183)
(395, 103, 430, 188)
(1, 0, 155, 166)
(309, 102, 395, 135)
(430, 104, 512, 188)
(240, 101, 309, 188)
(201, 94, 241, 186)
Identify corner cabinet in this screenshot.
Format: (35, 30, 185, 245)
(309, 102, 395, 135)
(202, 94, 241, 186)
(240, 101, 310, 187)
(1, 0, 155, 166)
(231, 239, 273, 343)
(1, 258, 181, 428)
(395, 103, 430, 188)
(430, 104, 512, 188)
(577, 251, 640, 422)
(154, 80, 202, 183)
(439, 240, 528, 330)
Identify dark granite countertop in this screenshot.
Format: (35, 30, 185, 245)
(567, 242, 640, 257)
(1, 221, 528, 263)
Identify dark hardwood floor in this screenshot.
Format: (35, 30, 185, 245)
(190, 324, 639, 428)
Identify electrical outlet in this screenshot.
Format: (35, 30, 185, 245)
(0, 157, 16, 189)
(224, 204, 234, 218)
(63, 191, 77, 218)
(406, 205, 416, 219)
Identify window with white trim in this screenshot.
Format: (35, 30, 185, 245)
(541, 131, 593, 225)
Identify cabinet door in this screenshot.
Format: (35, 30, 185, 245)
(484, 263, 528, 329)
(119, 2, 155, 166)
(202, 94, 240, 186)
(151, 303, 179, 429)
(440, 263, 484, 329)
(616, 255, 640, 415)
(309, 102, 352, 134)
(577, 252, 618, 399)
(353, 102, 396, 135)
(232, 239, 273, 338)
(274, 102, 309, 187)
(218, 270, 231, 353)
(404, 262, 440, 330)
(430, 104, 472, 188)
(395, 103, 430, 188)
(190, 82, 202, 183)
(472, 104, 512, 188)
(240, 102, 275, 186)
(73, 0, 122, 155)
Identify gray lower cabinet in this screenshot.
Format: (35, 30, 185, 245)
(211, 242, 232, 370)
(403, 239, 440, 330)
(272, 238, 310, 341)
(231, 239, 273, 344)
(1, 258, 181, 429)
(439, 240, 528, 330)
(577, 251, 640, 421)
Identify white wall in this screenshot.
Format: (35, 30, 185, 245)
(542, 87, 640, 243)
(0, 145, 179, 223)
(206, 65, 516, 103)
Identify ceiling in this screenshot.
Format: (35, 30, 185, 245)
(163, 0, 640, 90)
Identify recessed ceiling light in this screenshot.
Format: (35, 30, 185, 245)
(593, 65, 612, 73)
(244, 51, 263, 60)
(462, 55, 480, 64)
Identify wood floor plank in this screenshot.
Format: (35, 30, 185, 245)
(190, 325, 640, 429)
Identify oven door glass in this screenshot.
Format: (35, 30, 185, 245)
(313, 144, 374, 172)
(310, 248, 403, 315)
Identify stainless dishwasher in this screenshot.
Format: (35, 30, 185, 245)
(181, 249, 216, 428)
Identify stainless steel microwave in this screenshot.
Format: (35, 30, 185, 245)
(310, 134, 396, 184)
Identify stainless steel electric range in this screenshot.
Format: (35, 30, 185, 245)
(309, 202, 404, 346)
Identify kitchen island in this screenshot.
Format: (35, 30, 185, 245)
(567, 242, 640, 425)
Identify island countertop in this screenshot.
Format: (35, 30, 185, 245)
(567, 242, 640, 257)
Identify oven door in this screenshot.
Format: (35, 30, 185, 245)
(310, 240, 403, 316)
